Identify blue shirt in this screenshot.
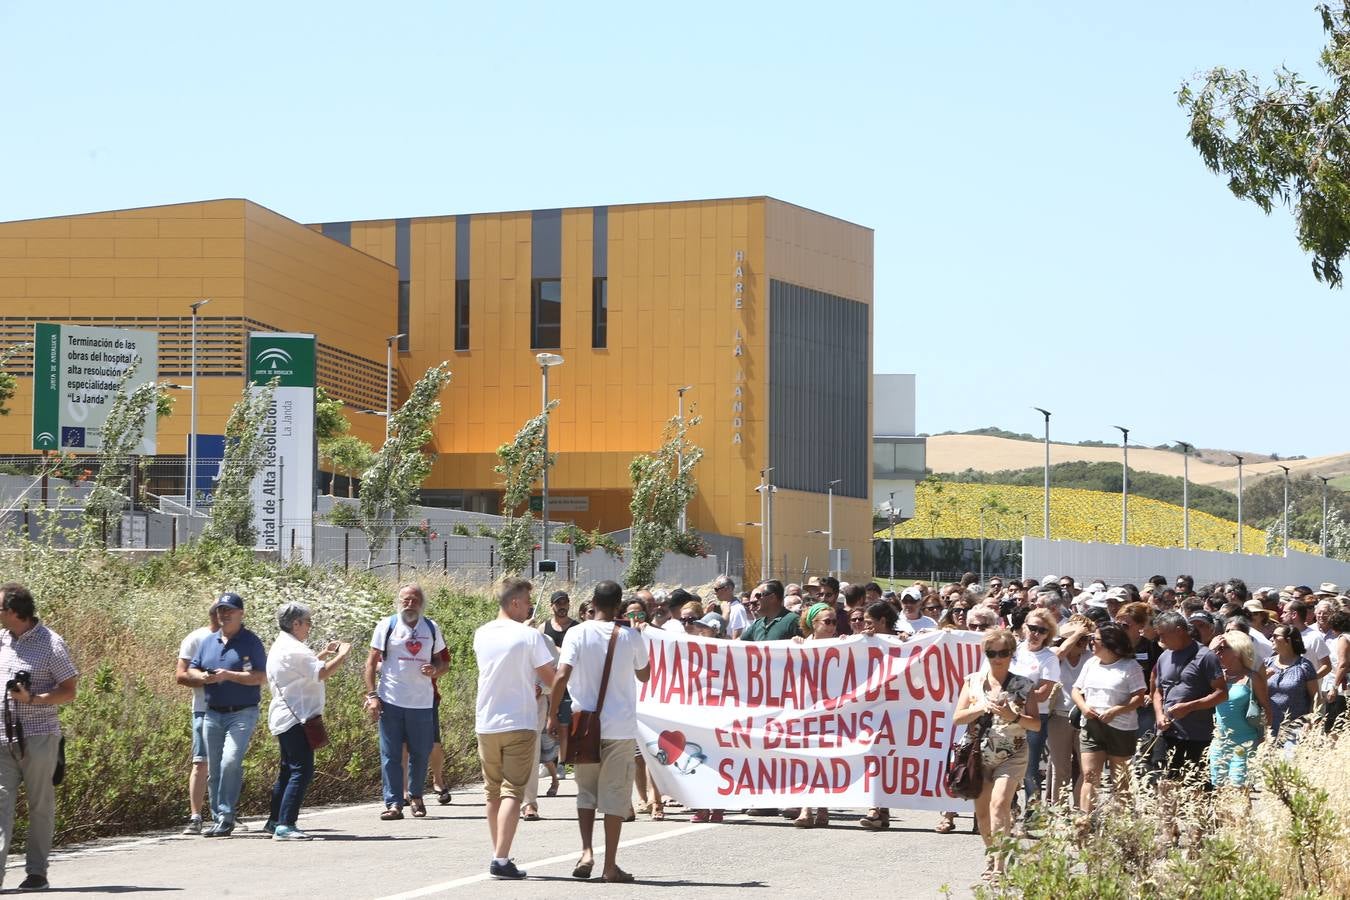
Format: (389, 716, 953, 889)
(192, 627, 266, 709)
(1155, 641, 1224, 742)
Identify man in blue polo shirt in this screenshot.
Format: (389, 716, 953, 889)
(189, 592, 267, 837)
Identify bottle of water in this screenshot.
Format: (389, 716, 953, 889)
(242, 656, 253, 674)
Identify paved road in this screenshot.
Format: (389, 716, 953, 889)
(16, 778, 988, 898)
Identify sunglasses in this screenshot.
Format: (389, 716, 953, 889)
(923, 605, 942, 612)
(985, 648, 1013, 659)
(970, 623, 990, 631)
(626, 612, 647, 621)
(680, 617, 697, 625)
(1025, 624, 1049, 635)
(849, 615, 865, 623)
(818, 617, 837, 625)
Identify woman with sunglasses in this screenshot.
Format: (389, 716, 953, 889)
(790, 603, 838, 828)
(1266, 625, 1319, 747)
(859, 602, 902, 830)
(1207, 631, 1271, 790)
(1008, 608, 1060, 828)
(954, 628, 1039, 884)
(1070, 623, 1146, 819)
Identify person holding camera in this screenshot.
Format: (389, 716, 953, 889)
(264, 602, 351, 840)
(0, 582, 79, 892)
(187, 592, 268, 837)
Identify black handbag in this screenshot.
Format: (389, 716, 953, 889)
(945, 713, 989, 800)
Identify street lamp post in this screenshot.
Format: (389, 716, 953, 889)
(826, 478, 841, 578)
(1318, 475, 1331, 556)
(1279, 464, 1291, 558)
(536, 353, 564, 572)
(1113, 425, 1130, 544)
(1033, 408, 1051, 539)
(676, 385, 693, 533)
(1234, 453, 1245, 553)
(888, 490, 897, 583)
(1177, 441, 1193, 550)
(188, 298, 210, 519)
(384, 333, 407, 442)
(755, 468, 775, 582)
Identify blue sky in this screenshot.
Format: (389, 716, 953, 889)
(1, 2, 1343, 455)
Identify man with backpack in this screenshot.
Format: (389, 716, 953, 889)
(363, 583, 448, 820)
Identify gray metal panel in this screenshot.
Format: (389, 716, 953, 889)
(593, 206, 608, 276)
(532, 208, 562, 279)
(321, 222, 351, 246)
(456, 215, 471, 278)
(768, 280, 869, 499)
(395, 218, 411, 280)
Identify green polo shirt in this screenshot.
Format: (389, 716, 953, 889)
(739, 608, 800, 641)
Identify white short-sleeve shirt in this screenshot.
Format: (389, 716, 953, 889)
(473, 618, 555, 734)
(370, 615, 446, 710)
(1073, 656, 1147, 732)
(560, 620, 650, 740)
(178, 626, 216, 714)
(267, 630, 324, 736)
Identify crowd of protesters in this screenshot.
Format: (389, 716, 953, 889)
(146, 570, 1350, 887)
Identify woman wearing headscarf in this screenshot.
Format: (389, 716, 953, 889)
(265, 602, 352, 840)
(791, 602, 838, 828)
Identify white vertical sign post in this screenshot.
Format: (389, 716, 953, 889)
(246, 333, 316, 563)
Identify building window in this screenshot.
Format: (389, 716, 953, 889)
(591, 277, 607, 348)
(455, 279, 470, 350)
(531, 278, 561, 349)
(397, 281, 410, 351)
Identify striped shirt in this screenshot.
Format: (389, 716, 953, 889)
(0, 622, 78, 739)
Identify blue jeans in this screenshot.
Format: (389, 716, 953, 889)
(1022, 712, 1050, 814)
(270, 724, 315, 828)
(203, 705, 260, 821)
(379, 703, 435, 807)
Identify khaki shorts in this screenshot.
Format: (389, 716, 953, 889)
(478, 730, 537, 802)
(575, 738, 637, 817)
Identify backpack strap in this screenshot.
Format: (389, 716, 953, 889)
(381, 614, 398, 659)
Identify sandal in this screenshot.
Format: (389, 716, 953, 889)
(436, 788, 453, 805)
(521, 806, 540, 821)
(545, 780, 559, 798)
(572, 859, 594, 880)
(814, 809, 829, 828)
(651, 806, 666, 822)
(380, 806, 403, 821)
(792, 816, 816, 828)
(603, 868, 635, 884)
(409, 797, 427, 818)
(859, 809, 890, 831)
(935, 814, 956, 834)
(634, 800, 653, 815)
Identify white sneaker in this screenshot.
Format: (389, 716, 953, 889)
(273, 826, 312, 841)
(182, 816, 203, 835)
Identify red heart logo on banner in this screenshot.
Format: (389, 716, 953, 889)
(406, 640, 423, 657)
(657, 730, 686, 763)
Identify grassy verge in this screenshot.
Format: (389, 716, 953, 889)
(0, 542, 500, 847)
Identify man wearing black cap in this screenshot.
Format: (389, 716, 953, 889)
(188, 592, 267, 837)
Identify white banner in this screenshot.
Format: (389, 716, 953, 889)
(636, 628, 984, 812)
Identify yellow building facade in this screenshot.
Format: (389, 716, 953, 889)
(0, 196, 874, 583)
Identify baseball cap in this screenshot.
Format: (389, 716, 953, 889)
(1085, 594, 1109, 610)
(211, 592, 245, 612)
(1188, 611, 1215, 627)
(1104, 587, 1129, 603)
(696, 613, 725, 631)
(1041, 575, 1060, 587)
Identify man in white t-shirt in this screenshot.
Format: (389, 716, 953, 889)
(551, 581, 650, 884)
(473, 577, 556, 881)
(896, 589, 937, 634)
(1286, 600, 1332, 680)
(716, 576, 751, 639)
(363, 584, 448, 822)
(173, 602, 219, 835)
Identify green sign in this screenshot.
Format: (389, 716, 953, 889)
(31, 323, 159, 453)
(247, 333, 316, 388)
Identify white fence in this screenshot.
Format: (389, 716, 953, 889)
(1022, 537, 1350, 588)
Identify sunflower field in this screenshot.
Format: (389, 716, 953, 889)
(878, 481, 1316, 555)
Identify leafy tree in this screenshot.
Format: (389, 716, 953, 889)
(200, 378, 278, 548)
(314, 386, 349, 443)
(1180, 3, 1350, 286)
(82, 361, 159, 541)
(320, 434, 376, 497)
(0, 342, 30, 417)
(358, 362, 452, 565)
(624, 413, 703, 588)
(493, 401, 557, 576)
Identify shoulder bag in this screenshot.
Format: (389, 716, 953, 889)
(565, 625, 620, 766)
(945, 675, 989, 800)
(269, 672, 329, 751)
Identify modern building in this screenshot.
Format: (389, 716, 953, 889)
(873, 373, 925, 520)
(0, 196, 874, 582)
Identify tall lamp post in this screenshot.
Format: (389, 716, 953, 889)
(826, 478, 841, 578)
(536, 353, 564, 571)
(188, 298, 210, 518)
(1177, 441, 1193, 550)
(1113, 425, 1130, 544)
(1318, 475, 1331, 556)
(1234, 453, 1245, 553)
(383, 333, 407, 442)
(755, 468, 776, 581)
(888, 490, 897, 583)
(676, 385, 693, 532)
(1278, 464, 1291, 558)
(1033, 407, 1051, 538)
